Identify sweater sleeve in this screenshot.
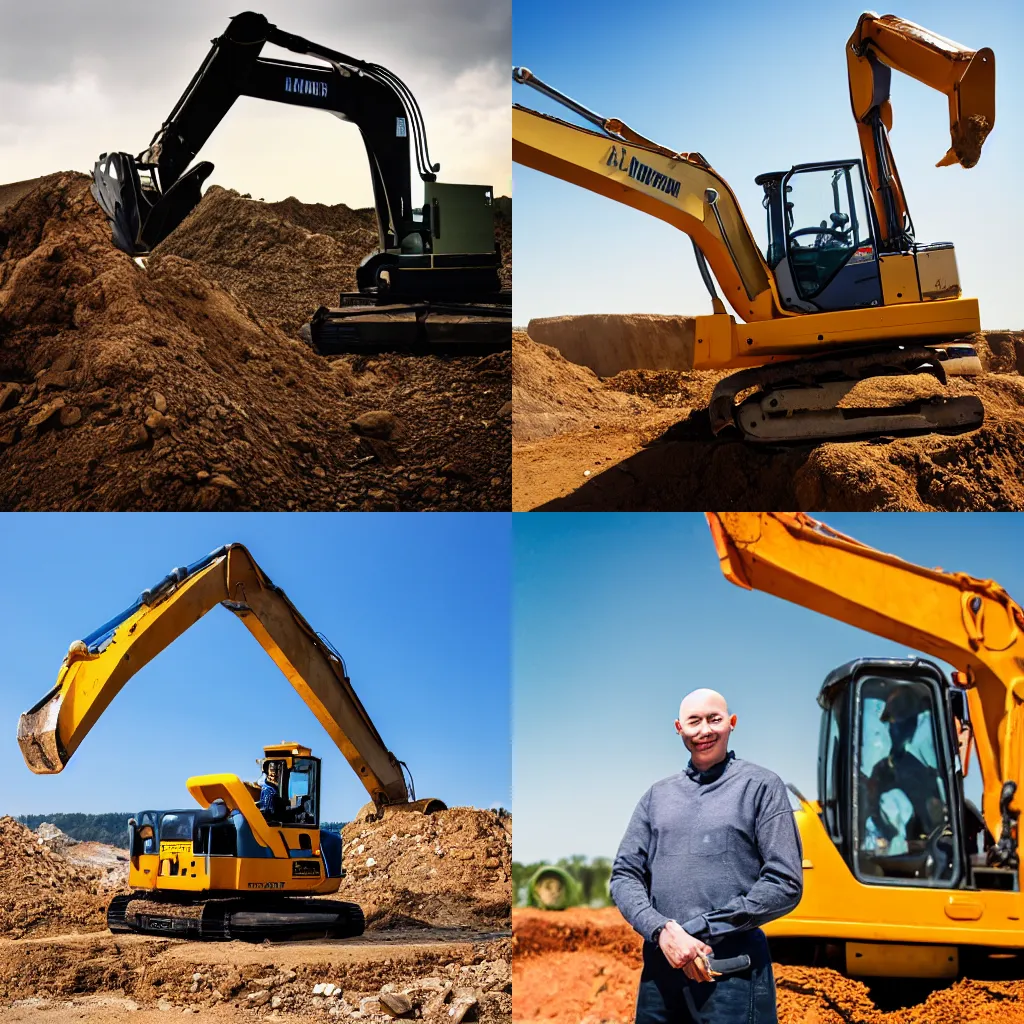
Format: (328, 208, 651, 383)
(609, 788, 672, 942)
(681, 778, 804, 943)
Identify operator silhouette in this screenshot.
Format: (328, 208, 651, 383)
(259, 760, 285, 821)
(865, 687, 946, 854)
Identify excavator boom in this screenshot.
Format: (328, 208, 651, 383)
(17, 544, 412, 812)
(706, 512, 1024, 843)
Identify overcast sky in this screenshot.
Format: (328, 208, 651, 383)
(0, 0, 510, 205)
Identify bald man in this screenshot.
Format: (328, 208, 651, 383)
(610, 689, 803, 1024)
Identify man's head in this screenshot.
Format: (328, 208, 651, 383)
(675, 689, 736, 771)
(265, 760, 281, 787)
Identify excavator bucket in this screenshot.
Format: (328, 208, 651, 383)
(91, 152, 213, 255)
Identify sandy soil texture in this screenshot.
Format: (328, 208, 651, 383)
(0, 811, 510, 1021)
(513, 907, 1024, 1024)
(511, 321, 1024, 511)
(0, 174, 511, 511)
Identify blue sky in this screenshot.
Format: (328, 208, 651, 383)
(513, 0, 1023, 329)
(2, 513, 511, 819)
(513, 513, 1024, 863)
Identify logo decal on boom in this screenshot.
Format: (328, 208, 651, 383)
(285, 77, 329, 99)
(604, 146, 681, 199)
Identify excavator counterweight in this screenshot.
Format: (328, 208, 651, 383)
(513, 13, 995, 443)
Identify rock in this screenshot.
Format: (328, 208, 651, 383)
(145, 409, 169, 432)
(191, 973, 203, 983)
(59, 406, 82, 427)
(360, 997, 382, 1015)
(271, 996, 282, 1009)
(277, 969, 297, 984)
(0, 383, 22, 411)
(483, 857, 501, 869)
(0, 429, 17, 446)
(313, 466, 326, 478)
(351, 410, 401, 440)
(157, 999, 173, 1011)
(489, 477, 503, 488)
(497, 401, 512, 419)
(50, 352, 75, 374)
(153, 392, 167, 413)
(440, 462, 473, 480)
(424, 982, 453, 1014)
(248, 991, 271, 1007)
(313, 984, 327, 996)
(447, 996, 477, 1024)
(27, 398, 65, 429)
(196, 471, 210, 481)
(365, 856, 376, 867)
(209, 473, 241, 491)
(379, 992, 413, 1017)
(322, 983, 337, 997)
(124, 422, 150, 450)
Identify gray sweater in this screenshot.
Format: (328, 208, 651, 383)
(610, 752, 803, 944)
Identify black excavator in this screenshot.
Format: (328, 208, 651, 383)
(90, 11, 510, 354)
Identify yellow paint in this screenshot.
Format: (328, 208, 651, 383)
(879, 254, 922, 304)
(846, 942, 958, 979)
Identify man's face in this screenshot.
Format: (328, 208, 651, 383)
(675, 690, 736, 770)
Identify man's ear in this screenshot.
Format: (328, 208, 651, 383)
(729, 713, 738, 731)
(674, 719, 683, 736)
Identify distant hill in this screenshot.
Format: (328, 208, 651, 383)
(17, 813, 133, 847)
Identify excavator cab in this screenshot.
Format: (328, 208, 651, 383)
(817, 657, 968, 889)
(758, 160, 883, 314)
(257, 743, 321, 827)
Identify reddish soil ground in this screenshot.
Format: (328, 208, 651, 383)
(513, 907, 1024, 1024)
(512, 325, 1024, 512)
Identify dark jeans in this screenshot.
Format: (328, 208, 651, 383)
(634, 929, 778, 1024)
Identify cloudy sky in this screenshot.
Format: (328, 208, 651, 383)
(0, 0, 510, 206)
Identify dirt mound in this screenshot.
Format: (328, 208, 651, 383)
(526, 314, 696, 376)
(513, 907, 1024, 1024)
(0, 931, 511, 1022)
(512, 330, 649, 442)
(0, 174, 510, 510)
(512, 318, 1024, 510)
(157, 188, 512, 336)
(337, 808, 511, 930)
(0, 816, 114, 938)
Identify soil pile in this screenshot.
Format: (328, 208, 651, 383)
(512, 330, 648, 442)
(337, 808, 512, 930)
(512, 316, 1024, 511)
(157, 188, 512, 335)
(0, 816, 113, 938)
(0, 174, 510, 510)
(0, 932, 511, 1022)
(526, 314, 696, 376)
(514, 907, 1024, 1024)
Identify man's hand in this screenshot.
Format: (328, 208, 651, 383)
(682, 953, 721, 983)
(657, 921, 712, 971)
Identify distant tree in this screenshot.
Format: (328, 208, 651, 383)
(16, 813, 135, 846)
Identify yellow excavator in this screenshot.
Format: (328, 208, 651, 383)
(513, 14, 996, 443)
(17, 544, 443, 941)
(706, 513, 1024, 978)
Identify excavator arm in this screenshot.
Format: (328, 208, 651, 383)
(511, 70, 782, 323)
(847, 13, 995, 251)
(706, 512, 1024, 845)
(17, 544, 413, 812)
(92, 10, 439, 256)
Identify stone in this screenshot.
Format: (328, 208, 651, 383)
(209, 474, 241, 491)
(248, 991, 270, 1007)
(360, 997, 382, 1015)
(59, 406, 82, 427)
(313, 984, 327, 996)
(379, 992, 413, 1017)
(351, 410, 401, 441)
(271, 996, 282, 1009)
(423, 982, 452, 1014)
(196, 471, 210, 481)
(0, 429, 19, 446)
(191, 974, 203, 983)
(447, 996, 477, 1024)
(497, 401, 512, 419)
(440, 462, 472, 480)
(0, 383, 22, 411)
(124, 422, 150, 450)
(27, 399, 65, 429)
(153, 392, 167, 413)
(145, 409, 169, 432)
(322, 984, 337, 997)
(313, 466, 326, 478)
(157, 999, 173, 1011)
(483, 857, 501, 869)
(365, 856, 376, 867)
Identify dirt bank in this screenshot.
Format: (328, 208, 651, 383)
(512, 321, 1024, 511)
(338, 807, 512, 930)
(513, 907, 1024, 1024)
(0, 174, 510, 511)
